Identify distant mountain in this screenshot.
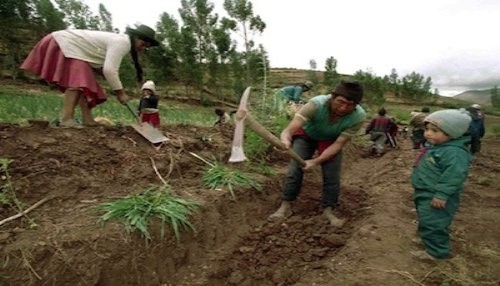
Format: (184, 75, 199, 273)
(453, 89, 492, 105)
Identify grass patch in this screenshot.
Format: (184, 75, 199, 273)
(202, 161, 262, 200)
(0, 87, 61, 124)
(0, 84, 216, 126)
(97, 185, 201, 240)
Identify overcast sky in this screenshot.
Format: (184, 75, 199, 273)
(83, 0, 500, 96)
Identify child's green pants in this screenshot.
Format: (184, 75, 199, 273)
(414, 193, 459, 259)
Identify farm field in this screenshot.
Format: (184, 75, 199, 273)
(0, 84, 499, 285)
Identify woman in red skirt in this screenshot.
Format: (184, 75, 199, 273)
(20, 25, 159, 127)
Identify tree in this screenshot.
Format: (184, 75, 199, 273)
(323, 56, 338, 87)
(352, 70, 385, 105)
(388, 68, 399, 95)
(178, 0, 218, 94)
(400, 71, 432, 101)
(491, 86, 500, 108)
(0, 0, 43, 79)
(98, 4, 113, 32)
(308, 59, 318, 87)
(223, 0, 266, 85)
(54, 0, 99, 29)
(35, 0, 66, 32)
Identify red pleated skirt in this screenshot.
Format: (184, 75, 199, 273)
(20, 34, 107, 108)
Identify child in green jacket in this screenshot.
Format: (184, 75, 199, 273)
(411, 109, 472, 260)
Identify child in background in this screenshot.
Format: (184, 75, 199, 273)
(410, 109, 472, 261)
(410, 107, 430, 149)
(214, 108, 231, 125)
(138, 80, 160, 127)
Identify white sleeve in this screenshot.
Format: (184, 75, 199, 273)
(102, 38, 130, 90)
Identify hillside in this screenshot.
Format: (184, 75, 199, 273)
(453, 89, 492, 105)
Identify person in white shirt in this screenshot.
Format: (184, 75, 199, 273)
(20, 24, 159, 127)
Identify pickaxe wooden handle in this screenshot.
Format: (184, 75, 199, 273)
(228, 87, 306, 167)
(244, 115, 307, 167)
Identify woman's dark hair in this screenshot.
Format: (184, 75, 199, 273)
(332, 80, 364, 104)
(128, 34, 143, 83)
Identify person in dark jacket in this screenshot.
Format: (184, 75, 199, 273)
(466, 104, 485, 154)
(410, 109, 472, 261)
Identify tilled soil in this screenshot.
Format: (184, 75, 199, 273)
(0, 122, 499, 286)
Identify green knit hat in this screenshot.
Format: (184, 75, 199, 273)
(424, 109, 471, 139)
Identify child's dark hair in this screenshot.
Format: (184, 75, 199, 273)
(378, 108, 386, 116)
(215, 108, 225, 116)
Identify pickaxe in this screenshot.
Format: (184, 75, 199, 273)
(229, 87, 306, 167)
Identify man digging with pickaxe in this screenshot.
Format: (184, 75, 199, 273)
(268, 80, 366, 227)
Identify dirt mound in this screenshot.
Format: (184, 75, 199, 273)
(1, 123, 499, 285)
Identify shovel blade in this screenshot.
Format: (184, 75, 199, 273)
(131, 122, 169, 144)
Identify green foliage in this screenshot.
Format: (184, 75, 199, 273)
(223, 0, 266, 85)
(0, 87, 61, 123)
(387, 109, 412, 124)
(202, 162, 262, 200)
(385, 68, 400, 95)
(323, 56, 338, 88)
(97, 185, 201, 240)
(400, 72, 432, 101)
(54, 0, 99, 29)
(35, 0, 66, 32)
(243, 130, 269, 159)
(489, 124, 500, 138)
(352, 71, 385, 105)
(97, 4, 113, 32)
(0, 84, 217, 126)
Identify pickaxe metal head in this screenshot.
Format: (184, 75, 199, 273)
(228, 87, 251, 163)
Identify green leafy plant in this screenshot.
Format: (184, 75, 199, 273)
(97, 185, 201, 240)
(202, 162, 262, 200)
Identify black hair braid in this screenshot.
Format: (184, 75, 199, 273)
(128, 34, 143, 83)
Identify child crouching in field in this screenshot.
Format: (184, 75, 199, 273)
(410, 109, 472, 261)
(138, 80, 160, 127)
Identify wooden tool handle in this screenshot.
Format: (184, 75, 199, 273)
(245, 115, 306, 167)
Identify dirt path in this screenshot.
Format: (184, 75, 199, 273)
(0, 123, 498, 285)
